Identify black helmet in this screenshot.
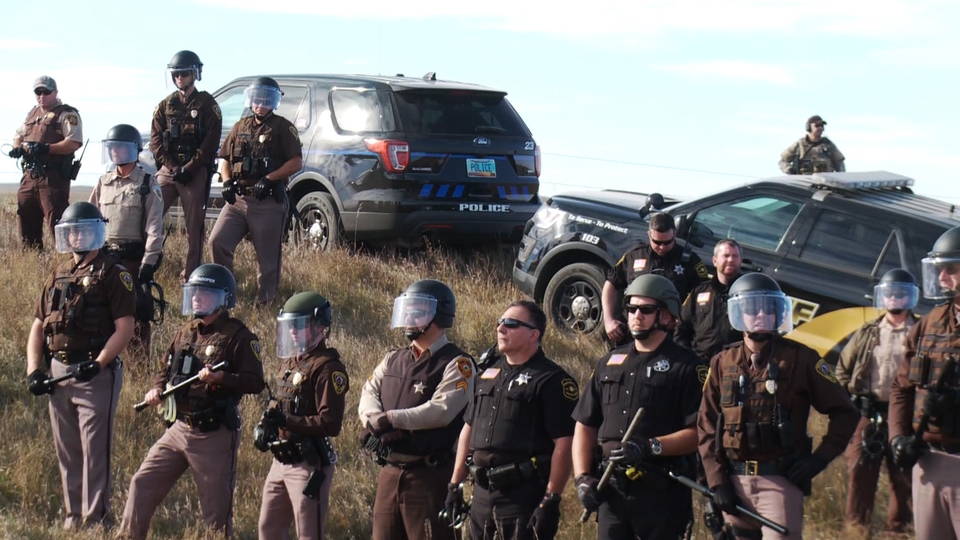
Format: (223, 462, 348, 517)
(167, 50, 203, 80)
(874, 268, 919, 311)
(104, 124, 143, 150)
(183, 263, 236, 313)
(102, 124, 143, 165)
(54, 202, 106, 254)
(253, 76, 281, 91)
(391, 279, 456, 330)
(58, 201, 104, 223)
(244, 77, 284, 112)
(921, 226, 960, 299)
(879, 268, 917, 285)
(727, 272, 792, 334)
(928, 226, 960, 259)
(280, 291, 332, 326)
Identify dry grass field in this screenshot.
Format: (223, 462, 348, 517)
(0, 195, 911, 539)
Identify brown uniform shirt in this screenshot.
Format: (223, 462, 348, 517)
(17, 101, 83, 145)
(275, 346, 349, 438)
(698, 337, 857, 488)
(89, 165, 165, 267)
(219, 113, 302, 185)
(149, 89, 222, 170)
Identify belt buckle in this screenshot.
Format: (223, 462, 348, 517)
(744, 460, 759, 476)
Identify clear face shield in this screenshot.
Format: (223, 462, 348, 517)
(54, 219, 106, 253)
(181, 285, 228, 317)
(390, 294, 438, 331)
(167, 66, 199, 89)
(244, 85, 282, 112)
(873, 281, 919, 311)
(921, 256, 960, 300)
(276, 313, 326, 358)
(101, 140, 139, 166)
(728, 291, 792, 334)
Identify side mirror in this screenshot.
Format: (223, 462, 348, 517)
(646, 193, 665, 210)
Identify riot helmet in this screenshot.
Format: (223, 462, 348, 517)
(921, 226, 960, 300)
(244, 77, 283, 113)
(622, 274, 680, 340)
(167, 50, 203, 81)
(54, 202, 107, 254)
(101, 124, 142, 166)
(874, 268, 919, 313)
(390, 279, 456, 340)
(182, 264, 236, 317)
(276, 292, 332, 358)
(727, 273, 792, 335)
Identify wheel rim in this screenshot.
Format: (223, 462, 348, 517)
(553, 277, 602, 334)
(298, 206, 330, 250)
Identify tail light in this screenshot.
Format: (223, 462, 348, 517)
(364, 138, 410, 173)
(534, 144, 541, 177)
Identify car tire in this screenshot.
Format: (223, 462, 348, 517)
(542, 262, 606, 336)
(293, 192, 340, 251)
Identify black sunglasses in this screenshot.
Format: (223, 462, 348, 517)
(649, 237, 674, 246)
(34, 88, 52, 96)
(171, 70, 194, 78)
(498, 317, 538, 330)
(624, 304, 659, 315)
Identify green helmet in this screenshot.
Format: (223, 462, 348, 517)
(624, 274, 681, 319)
(280, 291, 332, 326)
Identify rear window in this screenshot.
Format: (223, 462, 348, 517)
(329, 87, 396, 133)
(393, 90, 529, 136)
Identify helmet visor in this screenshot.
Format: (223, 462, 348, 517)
(181, 285, 227, 316)
(276, 313, 324, 358)
(53, 219, 106, 253)
(390, 294, 438, 329)
(921, 256, 960, 299)
(873, 281, 919, 310)
(168, 66, 199, 80)
(728, 291, 792, 333)
(101, 140, 139, 165)
(244, 85, 282, 111)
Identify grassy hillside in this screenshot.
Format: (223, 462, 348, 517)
(0, 199, 909, 539)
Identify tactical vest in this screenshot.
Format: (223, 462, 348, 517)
(275, 348, 340, 437)
(21, 103, 76, 166)
(167, 318, 245, 414)
(906, 304, 960, 438)
(379, 342, 469, 456)
(161, 91, 210, 166)
(797, 139, 836, 174)
(225, 116, 286, 184)
(43, 255, 121, 352)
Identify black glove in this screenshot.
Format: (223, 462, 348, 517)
(173, 166, 193, 184)
(527, 493, 561, 538)
(253, 177, 272, 200)
(441, 483, 467, 527)
(263, 406, 286, 427)
(575, 474, 602, 513)
(138, 263, 156, 284)
(25, 142, 50, 156)
(608, 439, 651, 466)
(891, 435, 925, 470)
(28, 369, 54, 396)
(70, 360, 101, 382)
(221, 181, 237, 205)
(369, 412, 393, 435)
(785, 454, 828, 488)
(711, 482, 741, 515)
(8, 146, 23, 159)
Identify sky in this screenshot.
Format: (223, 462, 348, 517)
(2, 0, 959, 205)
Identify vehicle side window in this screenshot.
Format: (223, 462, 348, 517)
(329, 87, 395, 133)
(277, 85, 310, 131)
(801, 210, 891, 276)
(216, 86, 247, 136)
(691, 196, 802, 252)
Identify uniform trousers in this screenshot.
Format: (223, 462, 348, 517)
(209, 194, 287, 304)
(372, 462, 454, 540)
(843, 416, 911, 531)
(48, 358, 122, 528)
(597, 473, 691, 540)
(118, 420, 239, 539)
(158, 165, 208, 279)
(258, 460, 335, 540)
(468, 480, 545, 540)
(913, 449, 960, 539)
(18, 170, 69, 248)
(723, 475, 803, 540)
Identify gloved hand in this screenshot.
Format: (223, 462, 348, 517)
(27, 369, 54, 396)
(711, 482, 741, 515)
(253, 177, 272, 200)
(369, 412, 392, 435)
(575, 474, 602, 513)
(891, 434, 925, 470)
(263, 406, 286, 427)
(379, 430, 406, 444)
(361, 429, 383, 454)
(785, 454, 828, 488)
(527, 493, 561, 538)
(608, 439, 651, 466)
(70, 360, 101, 382)
(441, 483, 467, 527)
(138, 263, 156, 284)
(221, 180, 238, 205)
(24, 142, 50, 156)
(8, 146, 23, 159)
(173, 166, 193, 184)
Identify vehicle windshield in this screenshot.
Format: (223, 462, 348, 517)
(393, 90, 530, 136)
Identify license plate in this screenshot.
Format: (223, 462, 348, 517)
(466, 158, 496, 178)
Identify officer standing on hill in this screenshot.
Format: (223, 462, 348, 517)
(675, 238, 744, 361)
(889, 226, 960, 537)
(11, 75, 83, 249)
(25, 201, 135, 529)
(447, 300, 578, 539)
(698, 273, 857, 539)
(150, 51, 221, 281)
(89, 124, 164, 353)
(574, 274, 706, 539)
(358, 279, 476, 540)
(257, 291, 349, 540)
(209, 76, 302, 306)
(118, 264, 265, 539)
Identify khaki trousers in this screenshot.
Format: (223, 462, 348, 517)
(724, 474, 803, 540)
(158, 165, 209, 279)
(258, 460, 335, 540)
(913, 449, 960, 539)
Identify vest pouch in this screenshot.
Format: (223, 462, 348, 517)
(271, 440, 305, 465)
(600, 371, 623, 404)
(908, 354, 931, 386)
(721, 405, 744, 451)
(744, 422, 760, 451)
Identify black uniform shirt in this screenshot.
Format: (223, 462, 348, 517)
(606, 243, 708, 304)
(675, 275, 741, 361)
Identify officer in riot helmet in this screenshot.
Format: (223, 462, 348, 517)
(358, 279, 476, 540)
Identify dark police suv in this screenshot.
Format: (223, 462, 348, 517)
(513, 172, 960, 348)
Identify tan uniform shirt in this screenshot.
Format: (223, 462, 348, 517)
(870, 318, 910, 401)
(15, 100, 83, 144)
(89, 165, 165, 267)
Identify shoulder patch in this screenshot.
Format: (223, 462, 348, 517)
(815, 359, 838, 384)
(695, 261, 710, 279)
(62, 112, 80, 126)
(331, 370, 348, 395)
(697, 364, 709, 385)
(250, 340, 261, 360)
(561, 377, 579, 401)
(456, 357, 473, 379)
(119, 270, 134, 292)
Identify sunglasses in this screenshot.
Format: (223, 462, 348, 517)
(649, 237, 674, 246)
(937, 263, 960, 275)
(498, 317, 538, 330)
(742, 299, 778, 316)
(624, 304, 660, 315)
(883, 292, 908, 299)
(403, 309, 431, 319)
(34, 88, 52, 96)
(172, 70, 194, 79)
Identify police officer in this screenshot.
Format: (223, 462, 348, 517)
(258, 291, 349, 540)
(573, 274, 705, 539)
(676, 238, 744, 361)
(25, 201, 135, 529)
(698, 273, 857, 539)
(209, 76, 302, 305)
(89, 124, 165, 352)
(603, 212, 709, 346)
(357, 279, 476, 540)
(150, 51, 222, 281)
(778, 115, 845, 174)
(11, 75, 83, 249)
(118, 264, 265, 539)
(835, 268, 918, 534)
(890, 226, 960, 538)
(448, 301, 578, 539)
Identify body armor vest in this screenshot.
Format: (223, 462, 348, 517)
(43, 255, 119, 352)
(167, 318, 244, 414)
(161, 91, 210, 166)
(907, 304, 960, 438)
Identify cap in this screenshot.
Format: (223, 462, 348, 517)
(807, 115, 826, 126)
(33, 75, 57, 92)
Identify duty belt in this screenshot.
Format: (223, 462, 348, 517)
(177, 408, 224, 432)
(472, 455, 548, 491)
(730, 460, 781, 476)
(384, 452, 449, 470)
(104, 242, 146, 261)
(50, 350, 99, 365)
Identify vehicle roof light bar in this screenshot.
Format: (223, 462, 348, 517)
(809, 171, 914, 190)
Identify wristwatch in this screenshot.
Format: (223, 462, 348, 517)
(648, 437, 663, 456)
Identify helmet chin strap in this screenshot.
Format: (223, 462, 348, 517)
(888, 308, 905, 315)
(630, 307, 665, 341)
(404, 328, 426, 341)
(747, 332, 774, 342)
